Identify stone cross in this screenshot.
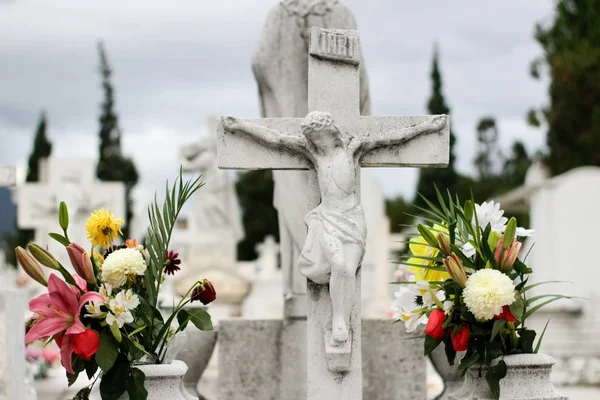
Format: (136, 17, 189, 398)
(218, 27, 449, 399)
(15, 158, 125, 265)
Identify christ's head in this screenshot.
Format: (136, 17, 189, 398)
(301, 111, 342, 152)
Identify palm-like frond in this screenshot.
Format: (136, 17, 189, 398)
(144, 169, 204, 306)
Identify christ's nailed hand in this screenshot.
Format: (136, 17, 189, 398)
(222, 116, 240, 132)
(429, 115, 446, 131)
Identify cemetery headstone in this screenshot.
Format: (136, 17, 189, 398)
(218, 27, 449, 399)
(16, 157, 125, 268)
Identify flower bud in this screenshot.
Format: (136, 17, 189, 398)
(501, 240, 522, 273)
(424, 309, 447, 339)
(451, 325, 471, 351)
(494, 235, 505, 266)
(27, 243, 61, 270)
(443, 253, 468, 288)
(15, 247, 47, 287)
(66, 243, 96, 284)
(436, 232, 452, 256)
(191, 279, 217, 305)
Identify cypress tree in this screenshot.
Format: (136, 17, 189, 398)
(4, 111, 52, 266)
(414, 44, 459, 205)
(96, 41, 138, 238)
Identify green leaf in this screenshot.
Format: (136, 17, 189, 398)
(509, 295, 524, 322)
(443, 335, 456, 365)
(96, 330, 119, 371)
(464, 200, 474, 225)
(110, 322, 123, 343)
(520, 329, 536, 353)
(435, 186, 450, 216)
(59, 201, 69, 231)
(49, 232, 71, 247)
(417, 224, 439, 248)
(177, 309, 190, 331)
(67, 371, 80, 387)
(73, 387, 92, 400)
(485, 341, 503, 361)
(99, 361, 128, 400)
(534, 319, 551, 354)
(126, 367, 148, 400)
(491, 319, 506, 341)
(503, 218, 517, 249)
(127, 325, 147, 338)
(85, 360, 98, 380)
(458, 351, 480, 374)
(520, 280, 569, 294)
(187, 308, 213, 331)
(523, 295, 577, 320)
(486, 360, 507, 399)
(424, 335, 442, 356)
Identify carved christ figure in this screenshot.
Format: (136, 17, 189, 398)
(223, 111, 446, 344)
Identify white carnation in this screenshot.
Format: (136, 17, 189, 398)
(463, 269, 515, 321)
(101, 248, 147, 288)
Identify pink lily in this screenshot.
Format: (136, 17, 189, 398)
(25, 274, 104, 373)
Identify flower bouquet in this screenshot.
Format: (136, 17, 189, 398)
(392, 190, 573, 398)
(16, 172, 216, 400)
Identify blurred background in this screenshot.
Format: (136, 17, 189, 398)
(1, 1, 599, 399)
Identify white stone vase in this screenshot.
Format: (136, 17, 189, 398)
(448, 354, 568, 399)
(117, 360, 197, 400)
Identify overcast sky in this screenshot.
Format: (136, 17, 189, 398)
(0, 0, 554, 222)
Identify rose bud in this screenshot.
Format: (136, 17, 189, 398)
(27, 243, 60, 270)
(495, 305, 518, 322)
(451, 325, 471, 351)
(66, 243, 95, 284)
(436, 232, 452, 256)
(72, 329, 100, 361)
(443, 253, 468, 288)
(424, 309, 447, 339)
(15, 247, 47, 287)
(191, 279, 217, 305)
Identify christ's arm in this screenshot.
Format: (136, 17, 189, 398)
(357, 115, 448, 154)
(222, 116, 309, 157)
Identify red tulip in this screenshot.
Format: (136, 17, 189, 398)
(495, 305, 517, 322)
(451, 325, 471, 351)
(424, 309, 447, 339)
(72, 329, 100, 361)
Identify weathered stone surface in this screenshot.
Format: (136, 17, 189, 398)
(0, 288, 30, 399)
(218, 319, 425, 400)
(219, 26, 448, 399)
(448, 354, 568, 400)
(0, 165, 15, 187)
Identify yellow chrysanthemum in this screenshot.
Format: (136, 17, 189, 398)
(407, 224, 451, 282)
(86, 208, 124, 248)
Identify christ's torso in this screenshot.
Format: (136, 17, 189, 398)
(315, 147, 360, 212)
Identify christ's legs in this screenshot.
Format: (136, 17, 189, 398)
(329, 242, 364, 344)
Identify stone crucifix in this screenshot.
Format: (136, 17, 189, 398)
(218, 27, 449, 399)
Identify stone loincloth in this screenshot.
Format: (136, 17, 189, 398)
(298, 204, 367, 284)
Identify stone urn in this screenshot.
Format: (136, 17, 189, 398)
(117, 361, 196, 400)
(175, 326, 218, 396)
(448, 354, 568, 400)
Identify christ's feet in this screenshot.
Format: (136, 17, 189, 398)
(331, 315, 349, 344)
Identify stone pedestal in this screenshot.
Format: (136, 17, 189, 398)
(218, 319, 425, 400)
(0, 288, 32, 399)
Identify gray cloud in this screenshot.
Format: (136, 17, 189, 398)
(0, 0, 554, 222)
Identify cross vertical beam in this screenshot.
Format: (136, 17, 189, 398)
(306, 28, 363, 399)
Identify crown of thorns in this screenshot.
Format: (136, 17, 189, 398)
(301, 112, 335, 135)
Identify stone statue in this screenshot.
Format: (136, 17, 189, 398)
(180, 118, 244, 242)
(252, 0, 371, 316)
(222, 112, 446, 343)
